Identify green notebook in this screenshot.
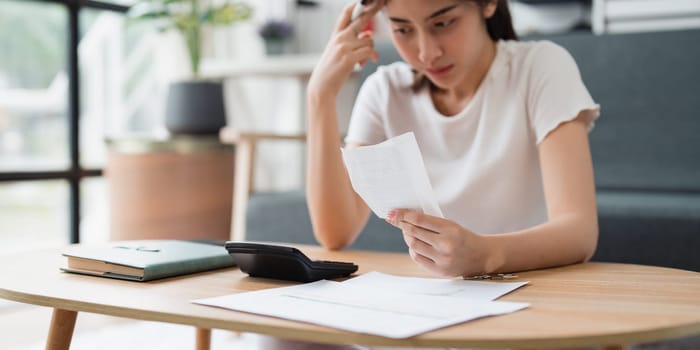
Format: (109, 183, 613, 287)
(61, 240, 236, 282)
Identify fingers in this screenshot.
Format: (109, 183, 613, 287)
(405, 232, 461, 277)
(332, 13, 378, 67)
(388, 209, 454, 234)
(345, 33, 374, 51)
(397, 219, 440, 248)
(403, 235, 441, 270)
(340, 30, 378, 66)
(407, 247, 445, 276)
(410, 249, 435, 266)
(358, 31, 379, 62)
(334, 2, 357, 33)
(400, 221, 454, 270)
(355, 31, 375, 67)
(354, 0, 385, 28)
(337, 0, 385, 36)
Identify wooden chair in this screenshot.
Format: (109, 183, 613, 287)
(219, 127, 307, 242)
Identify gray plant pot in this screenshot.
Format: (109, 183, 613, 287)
(165, 80, 226, 135)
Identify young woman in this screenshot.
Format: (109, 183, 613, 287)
(305, 0, 600, 279)
(260, 3, 601, 350)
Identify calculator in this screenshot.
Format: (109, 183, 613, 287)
(225, 242, 358, 283)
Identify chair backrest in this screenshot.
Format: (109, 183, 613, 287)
(360, 29, 700, 193)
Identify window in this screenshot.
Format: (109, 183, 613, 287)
(0, 0, 131, 250)
(0, 1, 68, 172)
(0, 181, 69, 254)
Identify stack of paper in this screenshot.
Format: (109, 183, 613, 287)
(193, 272, 528, 338)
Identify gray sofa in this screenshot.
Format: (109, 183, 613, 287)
(245, 28, 700, 272)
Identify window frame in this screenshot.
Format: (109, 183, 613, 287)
(0, 0, 131, 243)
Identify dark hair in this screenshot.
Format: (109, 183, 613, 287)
(412, 0, 517, 92)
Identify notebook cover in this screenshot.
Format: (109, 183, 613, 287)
(61, 240, 236, 281)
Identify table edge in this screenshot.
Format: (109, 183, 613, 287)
(3, 285, 700, 348)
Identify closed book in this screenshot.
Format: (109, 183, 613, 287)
(61, 240, 236, 281)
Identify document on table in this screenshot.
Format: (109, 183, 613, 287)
(340, 132, 444, 219)
(342, 271, 528, 301)
(192, 272, 529, 339)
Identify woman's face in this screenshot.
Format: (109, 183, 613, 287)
(383, 0, 496, 91)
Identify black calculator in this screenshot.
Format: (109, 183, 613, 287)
(225, 242, 358, 283)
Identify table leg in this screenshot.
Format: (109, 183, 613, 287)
(45, 308, 77, 350)
(602, 345, 627, 350)
(519, 346, 627, 350)
(195, 327, 211, 350)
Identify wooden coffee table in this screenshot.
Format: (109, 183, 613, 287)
(1, 244, 700, 350)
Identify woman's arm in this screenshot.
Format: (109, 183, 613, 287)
(306, 2, 382, 250)
(306, 103, 371, 249)
(387, 113, 598, 276)
(486, 112, 598, 271)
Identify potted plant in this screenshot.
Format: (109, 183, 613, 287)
(128, 0, 253, 135)
(259, 19, 294, 56)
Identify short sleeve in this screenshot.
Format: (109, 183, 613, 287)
(344, 69, 388, 146)
(526, 41, 600, 144)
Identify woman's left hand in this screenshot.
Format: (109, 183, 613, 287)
(386, 209, 495, 277)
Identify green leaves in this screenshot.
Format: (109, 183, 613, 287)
(127, 1, 253, 26)
(205, 3, 253, 26)
(125, 0, 253, 77)
(126, 2, 170, 21)
(173, 13, 198, 31)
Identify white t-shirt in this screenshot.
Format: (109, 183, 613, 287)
(345, 40, 600, 234)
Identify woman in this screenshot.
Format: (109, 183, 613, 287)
(266, 0, 598, 349)
(306, 0, 600, 279)
(262, 0, 599, 348)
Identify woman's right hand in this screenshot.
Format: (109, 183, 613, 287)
(307, 0, 384, 103)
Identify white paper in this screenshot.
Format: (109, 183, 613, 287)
(342, 271, 528, 301)
(341, 132, 444, 219)
(193, 279, 528, 339)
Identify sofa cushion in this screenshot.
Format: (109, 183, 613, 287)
(594, 191, 700, 271)
(247, 191, 700, 270)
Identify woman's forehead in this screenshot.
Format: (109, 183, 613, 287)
(383, 0, 469, 19)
